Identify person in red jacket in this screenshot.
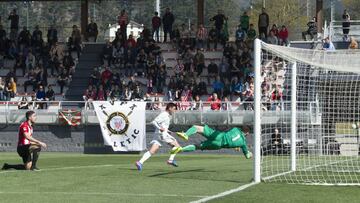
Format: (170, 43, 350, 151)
(278, 25, 289, 46)
(207, 92, 221, 111)
(152, 12, 161, 42)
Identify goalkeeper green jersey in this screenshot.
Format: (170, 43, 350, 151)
(222, 128, 249, 154)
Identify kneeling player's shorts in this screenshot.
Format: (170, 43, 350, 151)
(17, 145, 32, 164)
(150, 132, 176, 146)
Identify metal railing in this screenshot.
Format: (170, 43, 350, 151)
(0, 100, 319, 126)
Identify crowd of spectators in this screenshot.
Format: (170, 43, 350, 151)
(0, 9, 81, 102)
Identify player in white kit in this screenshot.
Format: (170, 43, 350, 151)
(135, 103, 185, 171)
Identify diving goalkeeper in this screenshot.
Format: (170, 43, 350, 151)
(173, 125, 252, 159)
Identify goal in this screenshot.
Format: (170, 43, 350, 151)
(253, 39, 360, 185)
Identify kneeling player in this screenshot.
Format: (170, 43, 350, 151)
(173, 125, 252, 159)
(2, 111, 47, 171)
(135, 103, 184, 171)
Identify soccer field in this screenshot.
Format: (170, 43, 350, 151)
(0, 153, 358, 203)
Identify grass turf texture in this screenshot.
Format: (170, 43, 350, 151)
(0, 153, 359, 203)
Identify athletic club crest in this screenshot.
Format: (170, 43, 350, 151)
(106, 112, 129, 135)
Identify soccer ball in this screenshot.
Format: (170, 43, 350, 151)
(352, 123, 358, 129)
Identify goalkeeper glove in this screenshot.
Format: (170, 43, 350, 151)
(245, 151, 253, 159)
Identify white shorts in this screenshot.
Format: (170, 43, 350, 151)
(150, 132, 176, 147)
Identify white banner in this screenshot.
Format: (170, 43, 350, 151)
(93, 101, 146, 151)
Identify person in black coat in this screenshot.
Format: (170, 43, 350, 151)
(162, 8, 175, 43)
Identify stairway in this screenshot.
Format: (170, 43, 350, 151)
(66, 43, 103, 101)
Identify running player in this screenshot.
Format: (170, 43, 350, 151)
(172, 125, 252, 159)
(135, 103, 184, 171)
(2, 111, 47, 171)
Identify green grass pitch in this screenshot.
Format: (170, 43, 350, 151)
(0, 153, 359, 203)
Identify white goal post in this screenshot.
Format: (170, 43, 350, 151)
(253, 39, 360, 185)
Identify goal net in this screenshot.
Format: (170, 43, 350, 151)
(253, 39, 360, 185)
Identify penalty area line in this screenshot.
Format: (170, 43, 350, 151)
(189, 182, 259, 203)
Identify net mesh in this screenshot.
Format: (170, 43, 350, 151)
(259, 42, 360, 185)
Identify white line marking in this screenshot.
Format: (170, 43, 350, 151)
(0, 191, 207, 198)
(189, 182, 258, 203)
(0, 164, 119, 174)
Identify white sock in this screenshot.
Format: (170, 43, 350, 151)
(139, 151, 152, 164)
(169, 148, 177, 161)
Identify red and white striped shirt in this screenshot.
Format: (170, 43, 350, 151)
(18, 121, 33, 146)
(197, 27, 208, 40)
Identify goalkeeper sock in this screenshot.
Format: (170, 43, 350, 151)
(169, 153, 176, 161)
(182, 145, 196, 152)
(139, 151, 152, 164)
(185, 126, 198, 137)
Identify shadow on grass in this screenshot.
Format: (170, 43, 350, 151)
(148, 169, 205, 177)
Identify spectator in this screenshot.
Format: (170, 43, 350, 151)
(118, 10, 129, 41)
(342, 9, 350, 41)
(126, 34, 137, 48)
(83, 85, 96, 101)
(35, 85, 46, 109)
(47, 25, 58, 45)
(302, 17, 317, 41)
(270, 84, 283, 110)
(189, 24, 197, 50)
(127, 76, 138, 91)
(96, 85, 106, 101)
(174, 58, 185, 76)
(235, 24, 247, 46)
(121, 86, 132, 101)
(191, 95, 202, 110)
(131, 85, 144, 101)
(162, 8, 175, 42)
(231, 77, 243, 97)
(45, 85, 55, 101)
(101, 66, 113, 88)
(269, 24, 279, 37)
(152, 12, 162, 43)
(349, 37, 358, 49)
(219, 57, 230, 80)
(270, 128, 283, 155)
(179, 23, 189, 49)
(193, 48, 205, 76)
(6, 78, 16, 99)
(242, 81, 254, 110)
(240, 11, 250, 31)
(69, 25, 82, 58)
(57, 69, 69, 94)
(258, 7, 270, 39)
(14, 55, 26, 77)
(24, 69, 37, 93)
(197, 23, 207, 49)
(89, 67, 100, 86)
(18, 96, 30, 109)
(247, 24, 257, 41)
(110, 85, 121, 99)
(8, 9, 19, 40)
(102, 41, 113, 66)
(86, 19, 98, 42)
(207, 92, 221, 111)
(182, 49, 193, 72)
(210, 10, 228, 40)
(32, 25, 43, 45)
(155, 65, 167, 93)
(0, 77, 4, 101)
(207, 59, 218, 84)
(267, 30, 278, 45)
(207, 26, 218, 50)
(212, 76, 224, 96)
(18, 26, 31, 50)
(179, 95, 190, 110)
(322, 37, 335, 51)
(221, 96, 231, 111)
(278, 25, 289, 46)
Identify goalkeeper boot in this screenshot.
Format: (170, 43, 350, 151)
(170, 146, 183, 155)
(176, 132, 189, 141)
(1, 163, 9, 170)
(135, 161, 143, 171)
(167, 160, 179, 167)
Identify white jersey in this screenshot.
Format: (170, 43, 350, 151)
(152, 111, 171, 135)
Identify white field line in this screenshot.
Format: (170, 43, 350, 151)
(189, 182, 258, 203)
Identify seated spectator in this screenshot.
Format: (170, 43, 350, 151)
(270, 84, 283, 110)
(207, 26, 218, 50)
(221, 96, 231, 111)
(269, 24, 279, 37)
(190, 95, 202, 110)
(247, 24, 257, 41)
(189, 24, 197, 50)
(302, 17, 317, 41)
(47, 25, 58, 45)
(182, 49, 193, 72)
(121, 86, 132, 101)
(207, 59, 218, 84)
(35, 85, 46, 109)
(45, 85, 55, 101)
(23, 69, 37, 93)
(131, 85, 144, 101)
(57, 69, 69, 94)
(18, 96, 30, 109)
(96, 85, 106, 101)
(179, 95, 191, 110)
(14, 55, 26, 77)
(197, 23, 208, 49)
(89, 67, 101, 86)
(83, 85, 96, 101)
(180, 23, 189, 47)
(278, 25, 289, 46)
(101, 66, 113, 89)
(242, 81, 254, 110)
(231, 77, 243, 97)
(267, 30, 278, 45)
(127, 35, 137, 48)
(349, 37, 358, 49)
(212, 76, 224, 97)
(18, 26, 31, 50)
(155, 65, 167, 93)
(193, 48, 205, 76)
(207, 92, 221, 111)
(322, 37, 335, 51)
(86, 19, 98, 42)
